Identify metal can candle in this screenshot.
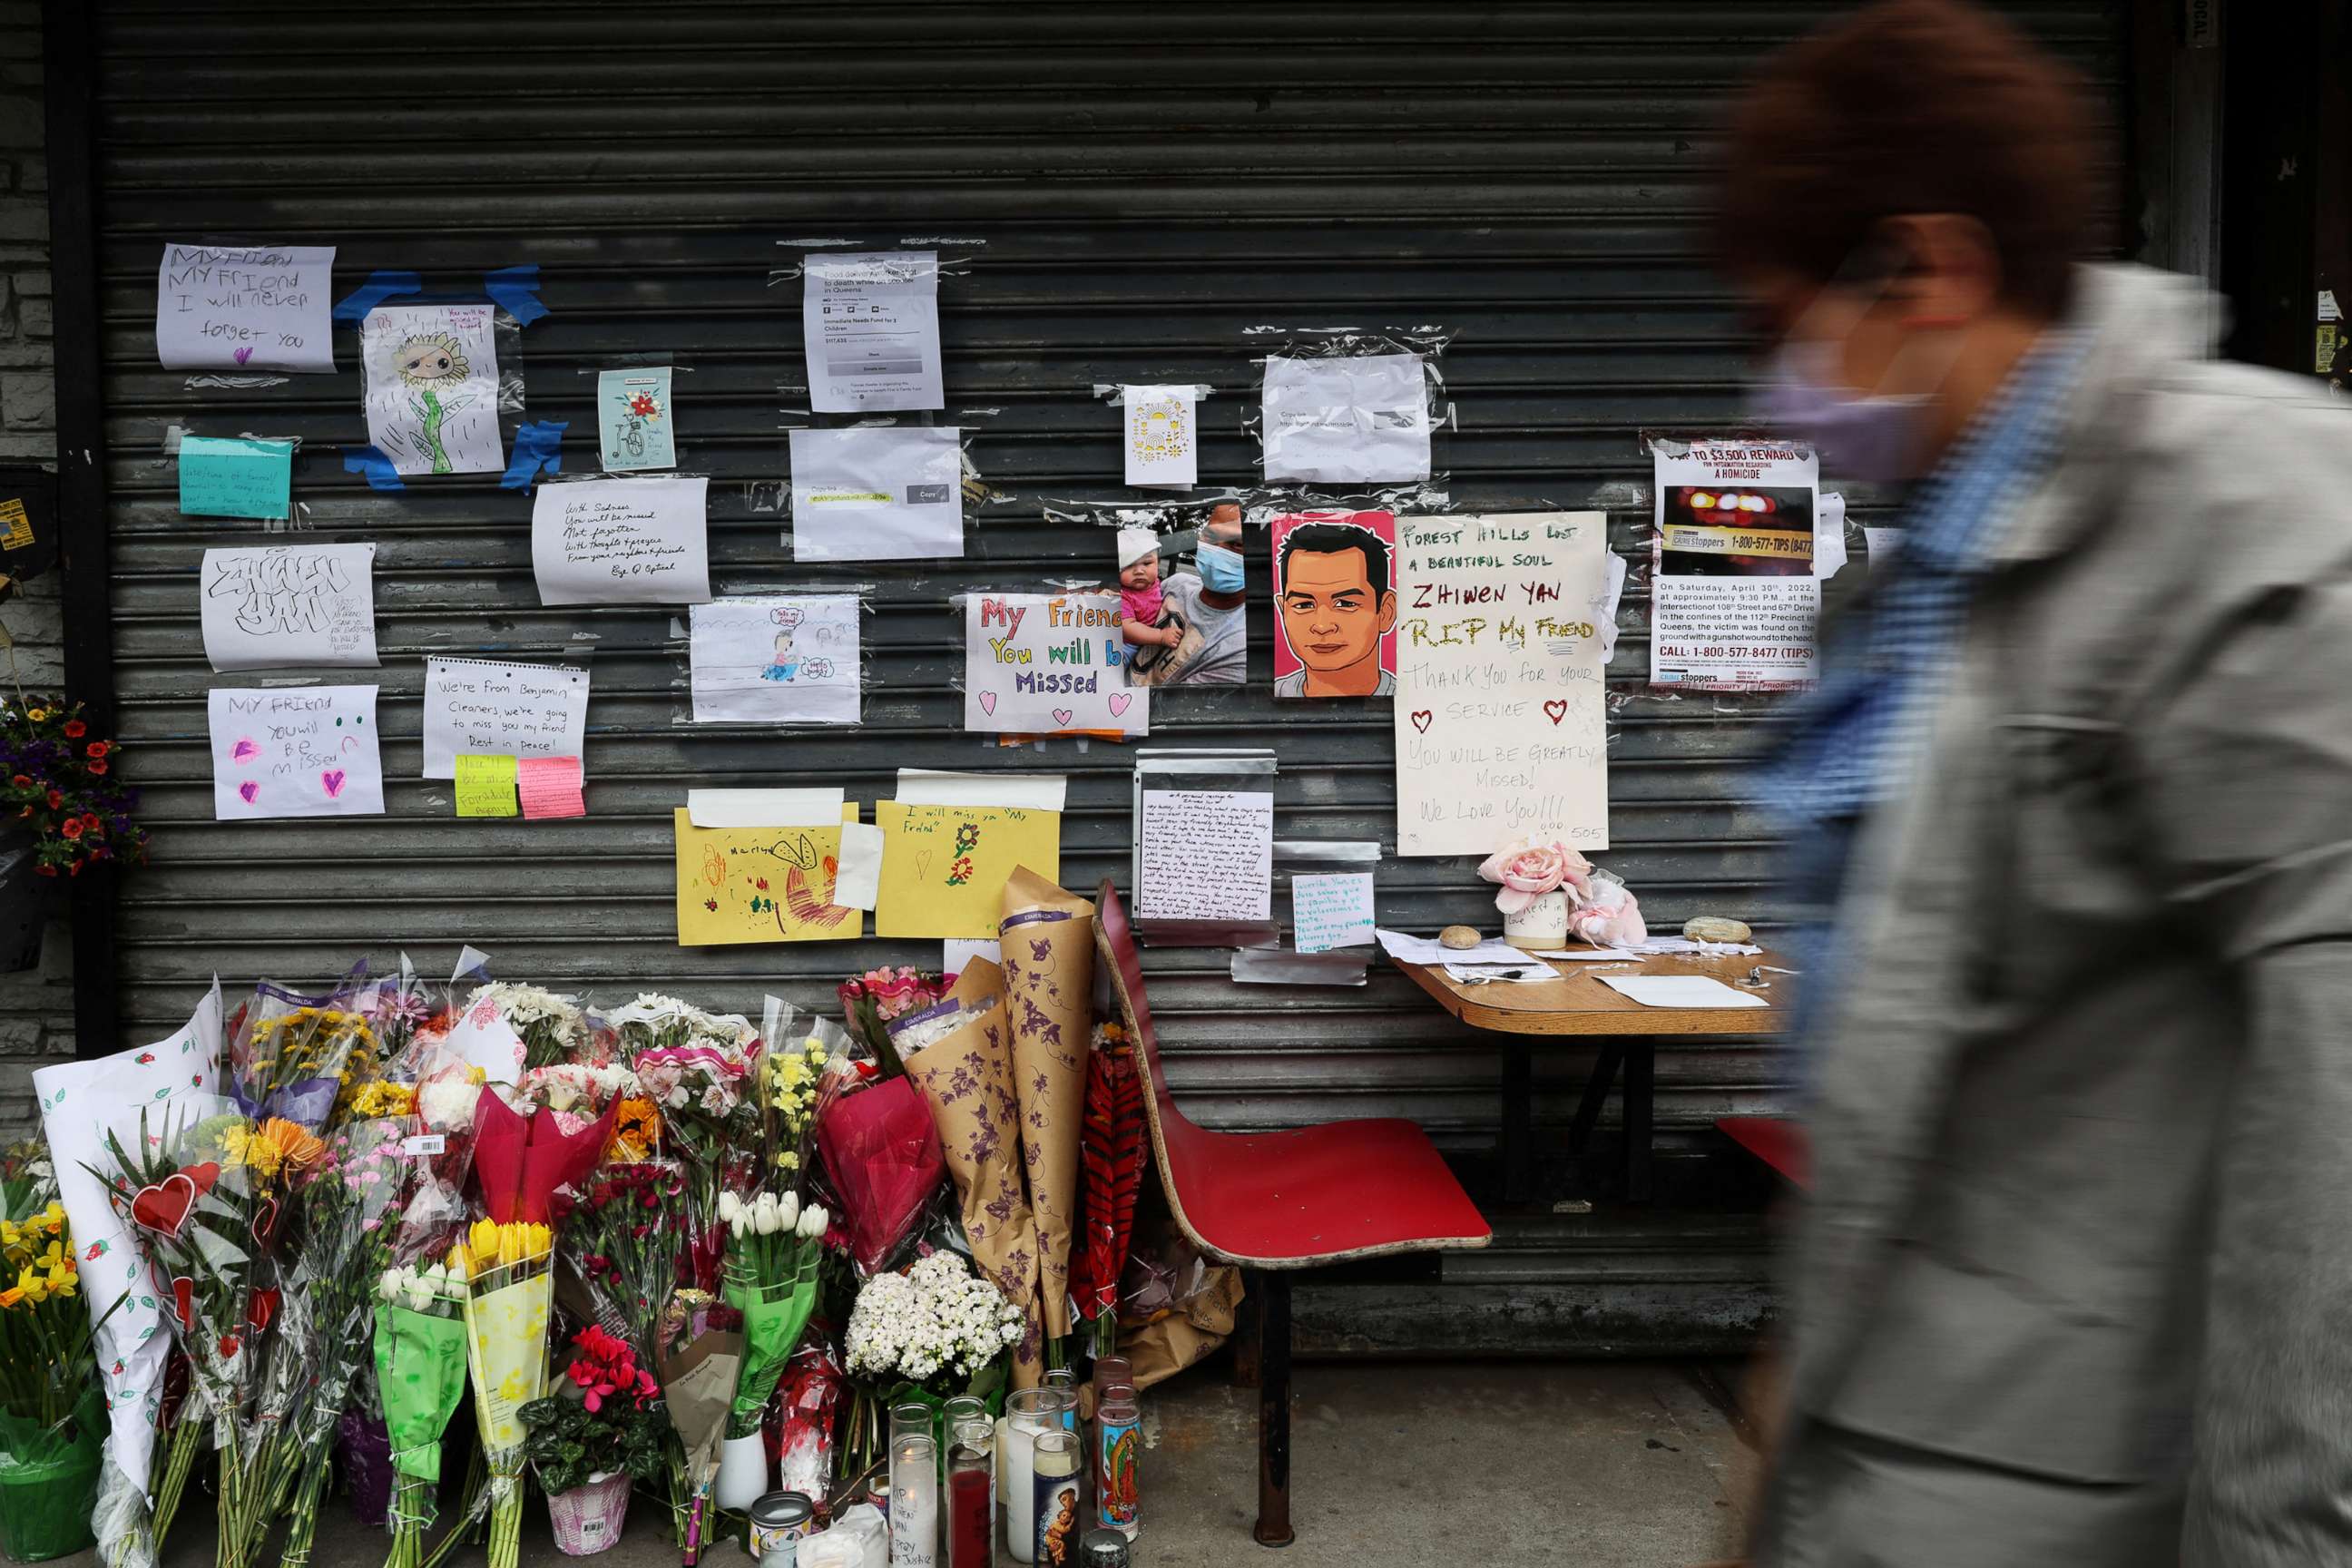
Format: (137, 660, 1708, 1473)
(1076, 1530, 1132, 1568)
(1092, 1389, 1139, 1538)
(748, 1492, 815, 1563)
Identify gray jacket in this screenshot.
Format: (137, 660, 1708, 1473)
(1764, 265, 2352, 1563)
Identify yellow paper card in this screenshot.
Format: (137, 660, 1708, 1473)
(672, 806, 863, 946)
(454, 753, 519, 818)
(874, 799, 1062, 938)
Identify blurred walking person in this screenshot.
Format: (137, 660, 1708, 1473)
(1718, 2, 2352, 1563)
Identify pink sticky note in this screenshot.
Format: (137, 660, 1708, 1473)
(516, 755, 584, 820)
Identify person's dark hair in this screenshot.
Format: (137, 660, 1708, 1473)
(1717, 0, 2097, 318)
(1279, 523, 1391, 601)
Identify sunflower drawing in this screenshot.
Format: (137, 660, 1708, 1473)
(393, 330, 475, 475)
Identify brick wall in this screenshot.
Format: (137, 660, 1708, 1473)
(0, 0, 72, 1132)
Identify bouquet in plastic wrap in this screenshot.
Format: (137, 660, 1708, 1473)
(717, 1189, 827, 1442)
(460, 983, 593, 1073)
(276, 1116, 407, 1568)
(614, 995, 762, 1291)
(814, 1046, 946, 1276)
(225, 970, 381, 1130)
(461, 1087, 615, 1568)
(451, 1217, 555, 1568)
(654, 1290, 741, 1565)
(565, 1161, 686, 1367)
(836, 966, 948, 1079)
(370, 1259, 466, 1568)
(99, 1107, 321, 1568)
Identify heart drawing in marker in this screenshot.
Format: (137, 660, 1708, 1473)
(232, 346, 254, 367)
(1052, 709, 1075, 728)
(230, 737, 260, 764)
(914, 849, 934, 882)
(237, 780, 260, 805)
(1410, 710, 1434, 734)
(319, 769, 347, 799)
(1543, 700, 1569, 726)
(1106, 692, 1132, 718)
(976, 691, 997, 717)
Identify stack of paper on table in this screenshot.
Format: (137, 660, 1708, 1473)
(1598, 975, 1769, 1009)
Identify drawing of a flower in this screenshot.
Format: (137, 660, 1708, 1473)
(627, 392, 661, 420)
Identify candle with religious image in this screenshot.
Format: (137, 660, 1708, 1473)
(1093, 1386, 1139, 1537)
(1030, 1430, 1081, 1567)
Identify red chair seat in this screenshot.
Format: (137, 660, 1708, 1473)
(1158, 1115, 1493, 1267)
(1716, 1115, 1810, 1188)
(1094, 880, 1491, 1269)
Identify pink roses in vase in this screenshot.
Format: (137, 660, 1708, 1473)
(1475, 839, 1647, 949)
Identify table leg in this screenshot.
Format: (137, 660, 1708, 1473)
(1569, 1041, 1625, 1160)
(1501, 1041, 1534, 1205)
(1624, 1044, 1655, 1203)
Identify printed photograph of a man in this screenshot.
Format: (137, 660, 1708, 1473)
(1271, 511, 1398, 699)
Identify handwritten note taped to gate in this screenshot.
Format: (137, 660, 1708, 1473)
(200, 542, 377, 671)
(208, 684, 385, 819)
(1392, 513, 1610, 856)
(420, 657, 589, 779)
(1291, 871, 1376, 953)
(531, 475, 710, 605)
(873, 799, 1063, 939)
(1137, 789, 1273, 923)
(963, 593, 1148, 736)
(672, 808, 863, 946)
(180, 436, 295, 522)
(155, 242, 336, 373)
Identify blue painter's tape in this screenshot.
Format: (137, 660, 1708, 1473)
(483, 265, 548, 326)
(341, 445, 406, 492)
(500, 420, 567, 492)
(331, 270, 424, 322)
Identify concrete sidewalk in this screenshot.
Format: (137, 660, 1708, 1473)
(81, 1361, 1757, 1568)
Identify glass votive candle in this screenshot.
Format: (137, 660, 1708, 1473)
(947, 1421, 995, 1568)
(890, 1432, 938, 1568)
(1029, 1430, 1081, 1566)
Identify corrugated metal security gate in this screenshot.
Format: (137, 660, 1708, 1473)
(79, 2, 2125, 1348)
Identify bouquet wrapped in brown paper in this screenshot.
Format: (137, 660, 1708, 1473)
(996, 867, 1095, 1341)
(892, 959, 1046, 1387)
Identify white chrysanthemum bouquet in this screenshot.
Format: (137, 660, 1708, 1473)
(843, 1251, 1024, 1394)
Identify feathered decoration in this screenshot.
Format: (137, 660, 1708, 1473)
(1073, 1022, 1147, 1356)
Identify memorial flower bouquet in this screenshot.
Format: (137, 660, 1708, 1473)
(464, 1087, 618, 1568)
(837, 966, 947, 1079)
(277, 1118, 407, 1568)
(717, 1190, 828, 1440)
(463, 983, 591, 1072)
(843, 1251, 1024, 1398)
(0, 693, 147, 878)
(370, 1260, 467, 1568)
(101, 1109, 322, 1568)
(652, 1290, 742, 1565)
(226, 974, 382, 1129)
(451, 1218, 557, 1568)
(619, 997, 761, 1292)
(565, 1161, 686, 1365)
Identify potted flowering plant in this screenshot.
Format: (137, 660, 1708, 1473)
(520, 1327, 669, 1556)
(0, 1168, 110, 1563)
(0, 694, 145, 972)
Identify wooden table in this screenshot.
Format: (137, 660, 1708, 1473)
(1392, 947, 1792, 1203)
